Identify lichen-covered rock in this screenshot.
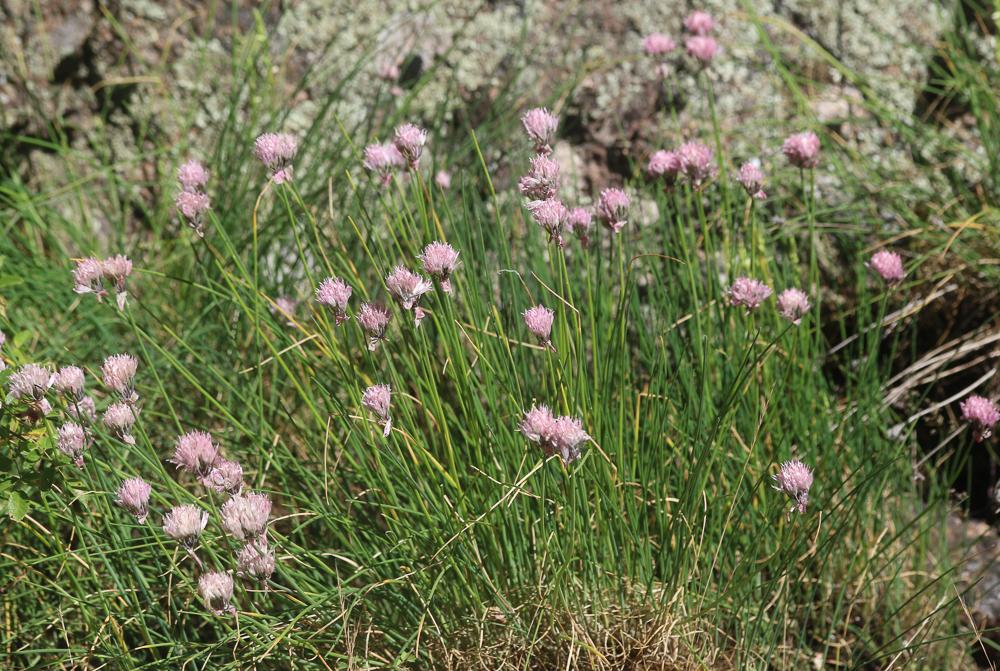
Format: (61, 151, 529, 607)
(0, 0, 962, 219)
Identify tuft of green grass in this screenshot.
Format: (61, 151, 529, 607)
(1, 2, 997, 669)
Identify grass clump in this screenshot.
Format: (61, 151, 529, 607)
(1, 3, 997, 669)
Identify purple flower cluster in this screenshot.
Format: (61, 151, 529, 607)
(254, 132, 298, 183)
(520, 405, 590, 464)
(73, 255, 133, 310)
(175, 159, 211, 236)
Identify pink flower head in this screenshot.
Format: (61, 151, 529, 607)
(518, 154, 561, 201)
(867, 250, 905, 284)
(435, 170, 451, 189)
(54, 365, 86, 400)
(116, 477, 151, 523)
(103, 402, 136, 445)
(520, 404, 555, 443)
(567, 207, 592, 245)
(237, 539, 276, 582)
(254, 132, 298, 183)
(386, 265, 433, 326)
(67, 395, 97, 423)
(163, 504, 208, 547)
(782, 131, 821, 169)
(205, 459, 244, 494)
(175, 190, 210, 233)
(777, 288, 811, 325)
(102, 353, 138, 403)
(199, 571, 235, 615)
(8, 364, 53, 402)
(737, 162, 767, 200)
(58, 422, 89, 468)
(526, 198, 568, 246)
(220, 491, 271, 541)
(773, 460, 814, 515)
(519, 405, 589, 464)
(728, 277, 773, 311)
(363, 142, 404, 186)
(357, 302, 392, 351)
(647, 150, 681, 185)
(960, 395, 1000, 442)
(523, 304, 555, 349)
(393, 123, 428, 169)
(419, 241, 460, 294)
(171, 431, 220, 477)
(73, 257, 106, 299)
(597, 188, 630, 233)
(521, 108, 559, 154)
(102, 255, 132, 310)
(315, 277, 352, 325)
(685, 36, 719, 63)
(684, 10, 714, 35)
(642, 32, 676, 56)
(362, 384, 392, 437)
(678, 142, 716, 187)
(177, 160, 209, 192)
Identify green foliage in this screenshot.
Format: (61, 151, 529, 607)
(0, 2, 996, 669)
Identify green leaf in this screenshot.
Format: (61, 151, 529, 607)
(7, 491, 28, 521)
